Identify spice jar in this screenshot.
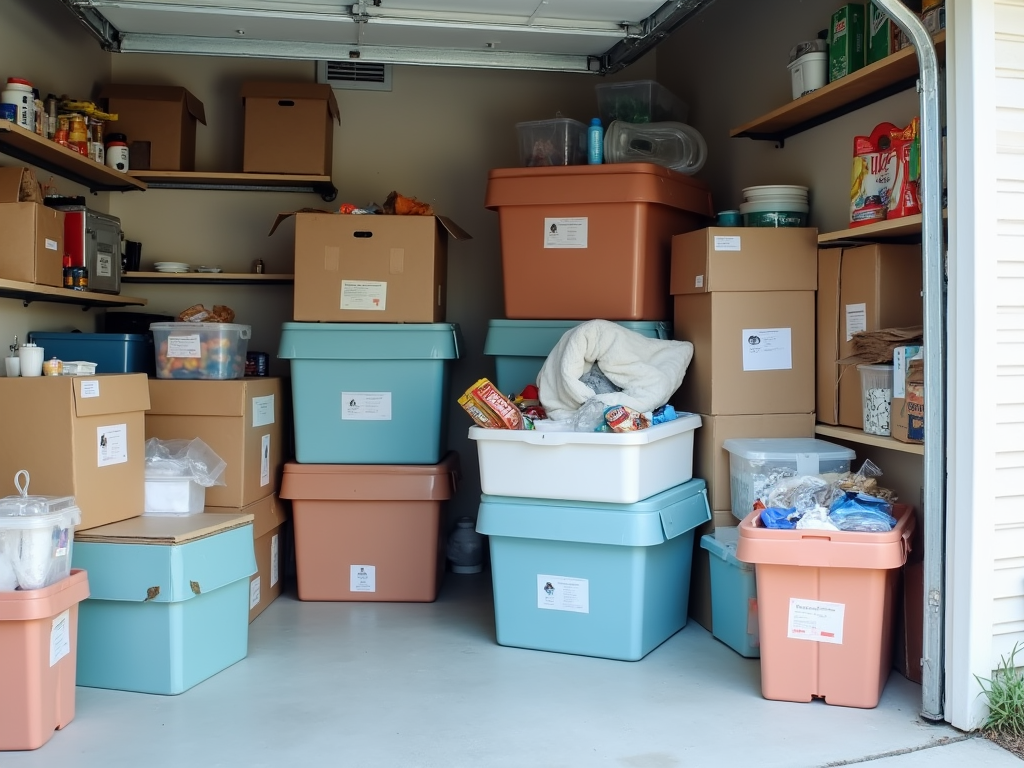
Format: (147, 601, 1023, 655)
(105, 132, 129, 172)
(252, 259, 265, 274)
(67, 113, 89, 157)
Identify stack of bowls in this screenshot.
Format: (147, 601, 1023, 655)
(739, 185, 809, 227)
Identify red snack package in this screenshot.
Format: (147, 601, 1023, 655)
(604, 405, 650, 433)
(458, 378, 523, 429)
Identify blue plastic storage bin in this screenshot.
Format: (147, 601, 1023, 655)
(278, 323, 460, 464)
(476, 478, 710, 661)
(483, 319, 670, 395)
(28, 331, 154, 375)
(72, 514, 256, 695)
(701, 531, 759, 658)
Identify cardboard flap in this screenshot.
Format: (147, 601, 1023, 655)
(436, 215, 472, 241)
(148, 379, 259, 417)
(268, 208, 331, 237)
(75, 512, 253, 545)
(241, 82, 340, 123)
(0, 166, 28, 203)
(100, 85, 207, 124)
(183, 91, 207, 125)
(72, 374, 151, 417)
(269, 210, 471, 239)
(207, 495, 289, 539)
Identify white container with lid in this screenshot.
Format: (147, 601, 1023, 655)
(858, 363, 895, 436)
(722, 438, 856, 520)
(788, 51, 828, 100)
(1, 78, 36, 131)
(742, 184, 809, 202)
(144, 476, 206, 516)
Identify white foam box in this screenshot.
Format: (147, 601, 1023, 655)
(144, 477, 206, 516)
(469, 414, 701, 504)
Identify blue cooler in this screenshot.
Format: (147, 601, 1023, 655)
(476, 478, 709, 661)
(483, 319, 670, 395)
(701, 531, 759, 658)
(278, 323, 460, 464)
(72, 513, 256, 695)
(28, 331, 154, 375)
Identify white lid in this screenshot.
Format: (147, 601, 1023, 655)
(742, 184, 809, 196)
(150, 322, 251, 332)
(0, 507, 80, 530)
(722, 438, 855, 462)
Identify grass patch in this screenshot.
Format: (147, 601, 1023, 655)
(977, 643, 1024, 737)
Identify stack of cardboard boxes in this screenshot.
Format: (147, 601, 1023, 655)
(670, 228, 819, 630)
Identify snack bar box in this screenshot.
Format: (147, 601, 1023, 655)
(72, 513, 255, 695)
(476, 478, 710, 661)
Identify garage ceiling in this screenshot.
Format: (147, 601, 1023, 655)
(58, 0, 716, 73)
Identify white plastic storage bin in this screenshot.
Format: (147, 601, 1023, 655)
(721, 438, 855, 520)
(144, 477, 206, 516)
(469, 414, 701, 504)
(0, 475, 81, 591)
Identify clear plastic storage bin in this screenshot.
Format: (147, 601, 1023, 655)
(722, 438, 856, 520)
(595, 79, 689, 125)
(516, 118, 587, 167)
(0, 473, 81, 591)
(858, 364, 895, 436)
(150, 322, 251, 380)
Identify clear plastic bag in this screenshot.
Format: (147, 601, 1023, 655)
(144, 437, 227, 487)
(828, 491, 897, 532)
(570, 398, 611, 433)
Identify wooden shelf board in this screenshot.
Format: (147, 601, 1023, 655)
(0, 120, 147, 192)
(731, 31, 946, 142)
(123, 272, 294, 285)
(817, 209, 947, 244)
(0, 278, 148, 308)
(127, 170, 335, 196)
(814, 423, 924, 455)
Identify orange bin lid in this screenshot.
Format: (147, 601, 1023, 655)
(484, 162, 714, 217)
(736, 503, 915, 570)
(280, 452, 460, 502)
(0, 569, 89, 621)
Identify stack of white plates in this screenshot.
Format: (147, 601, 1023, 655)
(740, 185, 810, 213)
(154, 262, 191, 273)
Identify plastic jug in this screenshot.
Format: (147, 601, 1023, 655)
(603, 120, 707, 175)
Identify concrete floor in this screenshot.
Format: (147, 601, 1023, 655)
(7, 573, 1021, 767)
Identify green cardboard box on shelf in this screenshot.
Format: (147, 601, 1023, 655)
(829, 3, 867, 82)
(868, 1, 919, 64)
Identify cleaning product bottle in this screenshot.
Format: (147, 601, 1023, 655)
(588, 118, 603, 165)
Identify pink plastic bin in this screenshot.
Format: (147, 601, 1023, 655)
(736, 505, 914, 709)
(0, 569, 90, 750)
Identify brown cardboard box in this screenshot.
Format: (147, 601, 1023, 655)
(673, 291, 815, 415)
(146, 378, 284, 508)
(0, 167, 64, 287)
(99, 85, 207, 171)
(207, 493, 289, 623)
(0, 374, 149, 529)
(241, 82, 340, 175)
(695, 413, 816, 514)
(274, 212, 472, 323)
(670, 227, 818, 295)
(688, 509, 742, 632)
(816, 245, 922, 427)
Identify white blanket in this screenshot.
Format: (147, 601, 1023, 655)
(538, 320, 694, 421)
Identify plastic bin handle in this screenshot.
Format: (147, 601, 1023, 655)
(240, 327, 251, 339)
(799, 533, 833, 542)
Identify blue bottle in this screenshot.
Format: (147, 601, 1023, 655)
(587, 118, 603, 164)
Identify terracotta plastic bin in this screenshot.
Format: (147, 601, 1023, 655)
(484, 163, 713, 321)
(279, 453, 459, 602)
(736, 505, 915, 708)
(0, 569, 89, 751)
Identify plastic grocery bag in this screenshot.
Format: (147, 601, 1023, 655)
(144, 437, 227, 487)
(760, 507, 800, 529)
(828, 491, 897, 532)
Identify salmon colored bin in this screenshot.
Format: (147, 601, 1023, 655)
(280, 453, 459, 602)
(0, 569, 89, 751)
(484, 163, 713, 321)
(736, 504, 915, 709)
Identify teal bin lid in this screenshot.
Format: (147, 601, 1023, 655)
(700, 531, 754, 571)
(278, 322, 461, 361)
(477, 478, 709, 547)
(483, 319, 670, 357)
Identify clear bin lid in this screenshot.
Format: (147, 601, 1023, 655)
(721, 438, 855, 462)
(0, 470, 78, 518)
(150, 322, 251, 332)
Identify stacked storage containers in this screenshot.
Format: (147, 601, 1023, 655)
(277, 208, 468, 602)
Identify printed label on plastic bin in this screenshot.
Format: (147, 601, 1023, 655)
(50, 610, 70, 666)
(342, 392, 392, 421)
(167, 334, 202, 359)
(252, 394, 275, 427)
(543, 217, 588, 249)
(845, 303, 867, 342)
(260, 434, 271, 487)
(271, 534, 280, 587)
(537, 575, 589, 614)
(741, 328, 793, 372)
(351, 565, 376, 592)
(341, 280, 387, 311)
(97, 423, 128, 467)
(250, 576, 261, 610)
(80, 379, 100, 399)
(714, 235, 742, 251)
(787, 598, 845, 644)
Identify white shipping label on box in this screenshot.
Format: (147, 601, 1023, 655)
(741, 328, 793, 372)
(350, 565, 376, 593)
(97, 423, 128, 467)
(543, 217, 588, 249)
(787, 598, 845, 644)
(260, 434, 271, 487)
(45, 238, 58, 251)
(80, 379, 100, 399)
(271, 534, 280, 587)
(342, 392, 392, 421)
(695, 275, 705, 288)
(845, 303, 867, 342)
(167, 334, 202, 359)
(249, 576, 261, 610)
(714, 235, 742, 251)
(252, 394, 276, 427)
(97, 252, 113, 278)
(50, 610, 71, 666)
(341, 280, 387, 311)
(537, 575, 590, 614)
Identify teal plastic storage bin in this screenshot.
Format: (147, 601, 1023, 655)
(28, 331, 154, 375)
(72, 514, 256, 695)
(701, 530, 759, 658)
(476, 478, 710, 661)
(278, 323, 460, 464)
(483, 319, 670, 395)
